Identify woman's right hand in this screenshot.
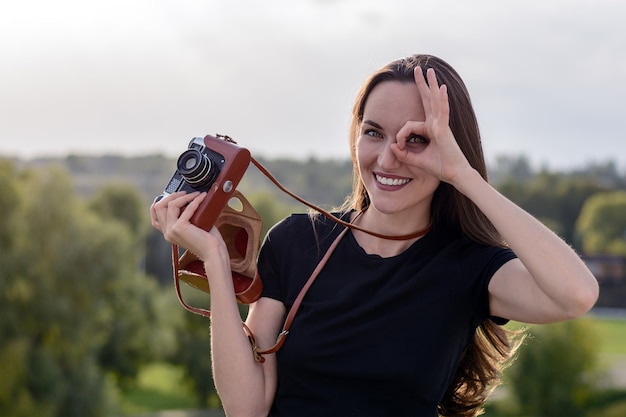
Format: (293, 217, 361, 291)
(150, 191, 229, 265)
(150, 191, 199, 233)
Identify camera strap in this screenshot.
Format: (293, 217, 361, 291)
(243, 222, 352, 362)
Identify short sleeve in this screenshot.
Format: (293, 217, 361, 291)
(473, 245, 517, 325)
(257, 216, 292, 302)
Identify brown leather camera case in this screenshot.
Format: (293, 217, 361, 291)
(177, 190, 263, 304)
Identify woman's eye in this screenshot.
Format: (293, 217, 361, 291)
(406, 134, 429, 145)
(364, 129, 383, 139)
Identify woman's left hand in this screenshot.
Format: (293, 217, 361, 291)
(391, 67, 472, 186)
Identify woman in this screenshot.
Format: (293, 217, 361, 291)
(151, 54, 599, 417)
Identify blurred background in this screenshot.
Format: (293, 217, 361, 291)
(1, 0, 626, 416)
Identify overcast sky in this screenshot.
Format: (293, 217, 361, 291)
(1, 0, 625, 170)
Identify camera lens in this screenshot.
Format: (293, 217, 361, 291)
(177, 149, 217, 189)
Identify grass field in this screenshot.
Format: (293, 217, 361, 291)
(587, 316, 626, 387)
(593, 317, 626, 355)
(117, 363, 199, 415)
(507, 316, 626, 355)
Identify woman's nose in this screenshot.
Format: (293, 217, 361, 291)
(378, 139, 402, 170)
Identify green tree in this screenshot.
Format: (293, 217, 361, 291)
(86, 181, 182, 385)
(506, 319, 601, 416)
(247, 190, 302, 238)
(239, 156, 352, 208)
(0, 163, 178, 416)
(168, 289, 216, 408)
(88, 182, 149, 238)
(97, 272, 182, 386)
(145, 228, 176, 285)
(498, 173, 605, 249)
(576, 191, 626, 255)
(553, 178, 608, 248)
(0, 162, 55, 417)
(0, 165, 117, 416)
(0, 160, 19, 246)
(167, 288, 251, 408)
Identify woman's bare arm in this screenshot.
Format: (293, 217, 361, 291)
(151, 191, 284, 416)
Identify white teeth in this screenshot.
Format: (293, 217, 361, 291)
(375, 174, 410, 186)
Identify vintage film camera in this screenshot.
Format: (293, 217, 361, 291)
(158, 135, 262, 305)
(159, 134, 251, 231)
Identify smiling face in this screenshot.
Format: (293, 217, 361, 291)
(356, 80, 440, 218)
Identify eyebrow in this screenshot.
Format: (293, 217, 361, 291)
(362, 120, 383, 130)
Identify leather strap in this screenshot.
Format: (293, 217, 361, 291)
(172, 244, 212, 317)
(244, 223, 352, 362)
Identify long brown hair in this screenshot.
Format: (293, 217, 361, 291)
(346, 54, 521, 416)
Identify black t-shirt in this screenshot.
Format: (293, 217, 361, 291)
(258, 212, 516, 417)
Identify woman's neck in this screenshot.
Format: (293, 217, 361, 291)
(350, 208, 431, 258)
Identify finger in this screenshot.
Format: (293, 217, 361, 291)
(439, 83, 450, 122)
(158, 190, 188, 202)
(153, 191, 189, 215)
(178, 192, 207, 222)
(150, 204, 161, 231)
(396, 120, 426, 149)
(425, 68, 442, 115)
(426, 67, 440, 93)
(165, 192, 202, 223)
(414, 66, 432, 115)
(152, 193, 188, 231)
(167, 191, 200, 207)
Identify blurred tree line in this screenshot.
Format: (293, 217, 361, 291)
(0, 154, 353, 416)
(1, 152, 626, 416)
(0, 159, 202, 416)
(490, 155, 626, 251)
